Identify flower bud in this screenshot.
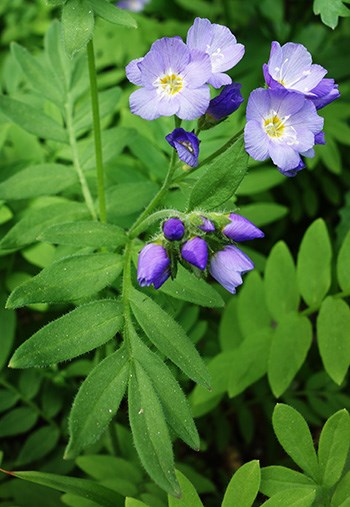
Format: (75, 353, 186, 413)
(137, 243, 170, 289)
(165, 128, 200, 167)
(223, 214, 264, 242)
(181, 237, 208, 270)
(199, 83, 244, 130)
(198, 216, 215, 233)
(163, 218, 185, 241)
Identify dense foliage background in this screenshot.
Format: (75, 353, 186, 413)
(0, 0, 350, 506)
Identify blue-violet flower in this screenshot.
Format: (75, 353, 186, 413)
(137, 243, 170, 289)
(210, 245, 254, 294)
(117, 0, 149, 12)
(181, 237, 208, 270)
(166, 128, 200, 167)
(163, 218, 185, 241)
(198, 216, 215, 232)
(223, 214, 264, 242)
(206, 83, 244, 121)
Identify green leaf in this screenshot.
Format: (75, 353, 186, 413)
(264, 242, 300, 322)
(297, 219, 332, 307)
(260, 466, 317, 497)
(6, 253, 122, 308)
(39, 221, 127, 249)
(187, 136, 248, 210)
(268, 314, 312, 397)
(0, 295, 16, 371)
(0, 389, 19, 413)
(125, 499, 150, 507)
(222, 460, 260, 507)
(331, 470, 350, 507)
(88, 0, 137, 27)
(0, 407, 38, 437)
(4, 471, 122, 507)
(0, 95, 68, 143)
(317, 297, 350, 385)
(74, 88, 122, 132)
(62, 0, 95, 57)
(15, 426, 60, 466)
(44, 20, 70, 90)
(129, 288, 210, 389)
(9, 300, 123, 368)
(106, 182, 158, 218)
(76, 455, 142, 483)
(0, 164, 77, 200)
(337, 230, 350, 291)
(261, 488, 316, 506)
(168, 470, 204, 507)
(272, 404, 320, 481)
(318, 409, 350, 487)
(313, 0, 350, 29)
(161, 265, 224, 308)
(128, 361, 180, 497)
(66, 346, 129, 458)
(237, 271, 270, 338)
(237, 167, 284, 195)
(239, 203, 288, 227)
(130, 330, 199, 450)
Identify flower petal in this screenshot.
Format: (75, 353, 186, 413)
(177, 86, 210, 120)
(244, 120, 270, 161)
(223, 214, 264, 242)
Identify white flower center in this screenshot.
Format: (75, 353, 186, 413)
(263, 111, 298, 145)
(154, 70, 183, 97)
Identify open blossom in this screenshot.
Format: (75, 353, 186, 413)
(166, 128, 200, 167)
(126, 37, 212, 120)
(116, 0, 149, 12)
(186, 17, 245, 88)
(244, 88, 324, 176)
(181, 237, 208, 270)
(210, 245, 254, 294)
(137, 244, 170, 289)
(263, 41, 339, 109)
(223, 214, 264, 242)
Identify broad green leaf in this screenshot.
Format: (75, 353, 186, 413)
(264, 242, 299, 322)
(0, 389, 19, 413)
(125, 499, 150, 507)
(39, 221, 127, 249)
(4, 471, 122, 507)
(331, 470, 350, 507)
(272, 404, 320, 481)
(106, 182, 158, 218)
(66, 346, 129, 458)
(297, 219, 332, 307)
(0, 407, 38, 437)
(62, 0, 95, 57)
(62, 494, 102, 507)
(129, 288, 210, 389)
(222, 460, 260, 507)
(268, 314, 312, 397)
(130, 331, 199, 450)
(45, 20, 70, 89)
(9, 300, 123, 367)
(88, 0, 137, 27)
(15, 426, 60, 466)
(237, 271, 270, 338)
(0, 95, 68, 143)
(6, 253, 122, 308)
(260, 466, 317, 497)
(0, 295, 16, 371)
(0, 164, 77, 200)
(317, 297, 350, 385)
(237, 167, 284, 195)
(161, 265, 224, 308)
(313, 0, 350, 29)
(128, 361, 180, 497)
(187, 136, 248, 210)
(76, 455, 142, 483)
(261, 488, 316, 506)
(318, 409, 350, 487)
(168, 470, 204, 507)
(337, 230, 350, 291)
(74, 88, 122, 132)
(239, 203, 288, 227)
(219, 297, 244, 351)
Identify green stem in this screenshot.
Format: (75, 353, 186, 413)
(301, 289, 350, 317)
(65, 99, 97, 220)
(122, 240, 134, 354)
(87, 40, 107, 223)
(129, 209, 183, 239)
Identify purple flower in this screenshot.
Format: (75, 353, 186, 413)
(137, 243, 170, 289)
(181, 237, 208, 270)
(244, 88, 324, 176)
(209, 245, 254, 294)
(126, 37, 212, 120)
(186, 17, 245, 88)
(198, 216, 215, 232)
(206, 83, 244, 121)
(163, 218, 185, 241)
(117, 0, 149, 11)
(223, 214, 264, 242)
(166, 128, 200, 167)
(263, 41, 339, 109)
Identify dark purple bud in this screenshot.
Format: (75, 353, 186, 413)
(137, 243, 170, 289)
(309, 78, 340, 110)
(165, 128, 200, 167)
(223, 214, 264, 242)
(163, 218, 185, 241)
(198, 216, 215, 233)
(209, 245, 254, 294)
(181, 236, 208, 270)
(206, 83, 244, 121)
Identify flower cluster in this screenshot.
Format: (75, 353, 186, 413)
(137, 213, 264, 294)
(244, 41, 339, 176)
(126, 17, 244, 121)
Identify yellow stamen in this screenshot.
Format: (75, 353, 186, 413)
(264, 115, 285, 138)
(159, 73, 183, 95)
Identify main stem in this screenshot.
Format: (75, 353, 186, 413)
(87, 39, 107, 224)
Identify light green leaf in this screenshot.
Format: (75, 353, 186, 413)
(337, 230, 350, 291)
(272, 404, 320, 481)
(66, 346, 129, 458)
(15, 426, 60, 466)
(44, 20, 70, 88)
(62, 0, 95, 57)
(88, 0, 137, 27)
(168, 470, 204, 506)
(106, 182, 158, 218)
(318, 409, 350, 487)
(297, 219, 332, 307)
(74, 88, 122, 132)
(0, 164, 77, 200)
(9, 300, 122, 368)
(222, 460, 260, 507)
(129, 288, 210, 389)
(268, 314, 312, 397)
(39, 221, 127, 249)
(128, 361, 180, 497)
(239, 203, 288, 227)
(237, 271, 270, 338)
(313, 0, 350, 29)
(6, 253, 122, 308)
(62, 494, 102, 507)
(125, 499, 150, 507)
(0, 407, 38, 437)
(0, 295, 16, 371)
(237, 167, 284, 195)
(264, 242, 299, 322)
(260, 466, 317, 497)
(331, 470, 350, 507)
(317, 297, 350, 385)
(0, 95, 68, 143)
(161, 265, 224, 308)
(261, 488, 316, 506)
(76, 455, 142, 483)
